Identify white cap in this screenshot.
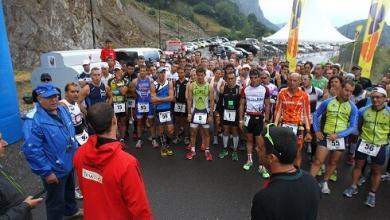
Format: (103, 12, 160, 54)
(82, 59, 90, 65)
(344, 73, 355, 80)
(371, 87, 387, 98)
(114, 64, 122, 70)
(100, 62, 109, 68)
(242, 64, 251, 70)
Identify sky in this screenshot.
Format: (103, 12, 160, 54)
(259, 0, 390, 27)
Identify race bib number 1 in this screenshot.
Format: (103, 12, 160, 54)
(326, 138, 345, 150)
(114, 103, 126, 113)
(75, 130, 89, 145)
(174, 103, 186, 113)
(159, 111, 172, 123)
(137, 103, 149, 113)
(223, 109, 236, 122)
(357, 140, 380, 157)
(193, 112, 207, 125)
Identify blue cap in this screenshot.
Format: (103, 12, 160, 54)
(35, 83, 60, 98)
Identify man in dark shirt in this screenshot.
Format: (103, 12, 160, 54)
(352, 65, 372, 89)
(251, 125, 320, 220)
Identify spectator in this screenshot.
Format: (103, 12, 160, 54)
(251, 125, 320, 220)
(74, 103, 153, 220)
(22, 84, 83, 220)
(100, 39, 116, 62)
(1, 133, 43, 219)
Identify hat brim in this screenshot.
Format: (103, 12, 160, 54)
(40, 90, 60, 98)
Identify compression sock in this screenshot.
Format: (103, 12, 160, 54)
(223, 135, 229, 148)
(232, 136, 239, 151)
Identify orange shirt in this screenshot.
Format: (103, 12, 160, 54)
(274, 88, 311, 125)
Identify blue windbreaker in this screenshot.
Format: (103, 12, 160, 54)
(22, 104, 78, 178)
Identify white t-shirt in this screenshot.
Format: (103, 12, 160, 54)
(101, 74, 113, 87)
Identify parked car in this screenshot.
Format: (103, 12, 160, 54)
(235, 42, 260, 56)
(234, 47, 250, 57)
(185, 42, 197, 52)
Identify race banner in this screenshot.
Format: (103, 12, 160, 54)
(286, 0, 305, 71)
(358, 0, 390, 78)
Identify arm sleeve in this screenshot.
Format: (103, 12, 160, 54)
(22, 123, 52, 177)
(122, 160, 153, 220)
(337, 101, 359, 138)
(313, 99, 330, 132)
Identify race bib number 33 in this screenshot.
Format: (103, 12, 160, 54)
(114, 103, 126, 113)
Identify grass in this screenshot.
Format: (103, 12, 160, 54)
(194, 14, 229, 34)
(14, 71, 33, 113)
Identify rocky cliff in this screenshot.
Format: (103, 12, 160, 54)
(4, 0, 205, 70)
(231, 0, 278, 31)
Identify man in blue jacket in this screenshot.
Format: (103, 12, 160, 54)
(22, 84, 83, 220)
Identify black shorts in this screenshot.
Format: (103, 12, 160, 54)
(222, 109, 239, 126)
(173, 102, 187, 117)
(244, 115, 264, 136)
(354, 139, 387, 165)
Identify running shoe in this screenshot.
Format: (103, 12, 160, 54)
(365, 193, 376, 208)
(343, 186, 358, 198)
(231, 151, 239, 161)
(205, 151, 213, 161)
(218, 149, 229, 159)
(161, 147, 168, 157)
(381, 172, 390, 182)
(243, 161, 253, 171)
(74, 186, 83, 200)
(185, 145, 192, 151)
(357, 176, 366, 186)
(258, 165, 270, 179)
(119, 138, 125, 143)
(166, 147, 173, 156)
(329, 170, 338, 182)
(186, 151, 196, 160)
(346, 154, 355, 166)
(152, 139, 159, 148)
(184, 137, 190, 145)
(317, 164, 325, 176)
(135, 140, 142, 149)
(321, 181, 330, 194)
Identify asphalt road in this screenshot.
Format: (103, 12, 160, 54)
(3, 132, 390, 220)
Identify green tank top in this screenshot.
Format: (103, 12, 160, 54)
(192, 82, 209, 110)
(324, 98, 353, 134)
(360, 106, 390, 145)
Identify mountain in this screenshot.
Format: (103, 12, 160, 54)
(338, 20, 390, 47)
(231, 0, 279, 31)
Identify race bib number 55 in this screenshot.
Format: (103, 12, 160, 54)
(326, 138, 345, 150)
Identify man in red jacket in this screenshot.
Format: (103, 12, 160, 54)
(73, 102, 153, 220)
(100, 39, 116, 61)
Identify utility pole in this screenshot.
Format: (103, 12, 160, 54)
(89, 0, 96, 49)
(177, 15, 180, 39)
(158, 0, 161, 49)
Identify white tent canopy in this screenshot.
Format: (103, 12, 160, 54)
(263, 0, 353, 44)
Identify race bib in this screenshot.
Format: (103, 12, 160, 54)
(75, 130, 89, 145)
(244, 115, 250, 127)
(193, 112, 207, 125)
(74, 114, 83, 124)
(114, 103, 126, 113)
(357, 140, 381, 157)
(282, 123, 298, 135)
(137, 102, 149, 113)
(159, 111, 172, 123)
(223, 109, 236, 122)
(174, 103, 186, 113)
(326, 138, 345, 150)
(127, 98, 135, 108)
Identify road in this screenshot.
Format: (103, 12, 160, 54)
(3, 134, 390, 220)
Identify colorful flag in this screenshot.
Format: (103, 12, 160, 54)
(286, 0, 305, 72)
(358, 0, 390, 78)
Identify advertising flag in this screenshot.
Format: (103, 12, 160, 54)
(358, 0, 390, 78)
(286, 0, 305, 71)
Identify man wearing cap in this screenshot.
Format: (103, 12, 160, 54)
(78, 59, 91, 87)
(22, 84, 83, 220)
(100, 39, 116, 62)
(32, 73, 61, 103)
(343, 87, 390, 208)
(108, 64, 128, 142)
(352, 65, 372, 89)
(251, 125, 320, 220)
(100, 62, 113, 86)
(151, 67, 175, 157)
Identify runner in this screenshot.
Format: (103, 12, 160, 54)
(100, 62, 113, 86)
(151, 68, 175, 157)
(343, 87, 389, 207)
(239, 69, 271, 177)
(208, 67, 225, 146)
(309, 80, 358, 194)
(108, 65, 128, 142)
(129, 65, 158, 149)
(172, 66, 190, 145)
(78, 59, 91, 87)
(216, 71, 240, 161)
(311, 64, 328, 91)
(123, 62, 138, 140)
(186, 67, 215, 161)
(273, 73, 312, 167)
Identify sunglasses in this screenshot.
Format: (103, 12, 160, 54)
(41, 78, 51, 82)
(263, 123, 282, 157)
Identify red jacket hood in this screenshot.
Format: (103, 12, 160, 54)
(82, 135, 123, 169)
